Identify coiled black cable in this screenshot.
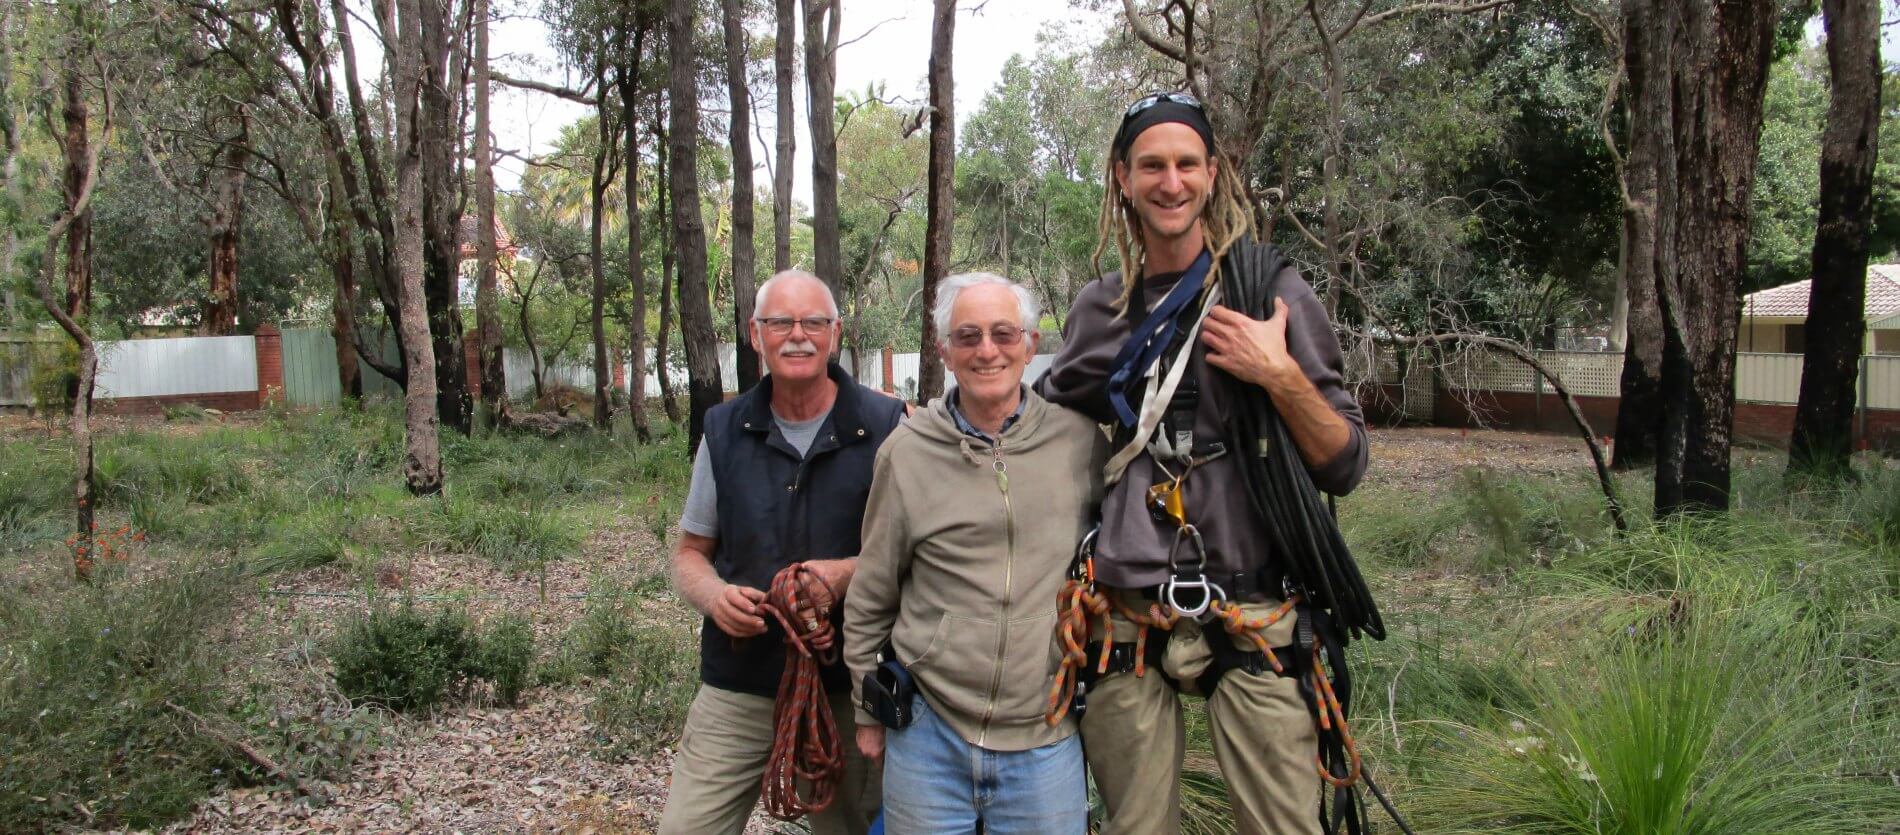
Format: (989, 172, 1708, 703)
(1217, 242, 1385, 642)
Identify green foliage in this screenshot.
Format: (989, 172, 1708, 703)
(28, 338, 78, 417)
(474, 613, 537, 707)
(586, 622, 697, 761)
(330, 603, 479, 714)
(421, 495, 582, 569)
(549, 576, 646, 682)
(0, 562, 242, 829)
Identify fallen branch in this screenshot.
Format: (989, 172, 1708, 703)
(165, 701, 312, 797)
(1359, 330, 1628, 532)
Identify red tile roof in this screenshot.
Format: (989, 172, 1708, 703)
(1742, 264, 1900, 319)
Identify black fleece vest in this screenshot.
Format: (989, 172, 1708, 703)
(698, 363, 906, 696)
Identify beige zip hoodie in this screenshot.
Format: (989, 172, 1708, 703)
(844, 389, 1106, 752)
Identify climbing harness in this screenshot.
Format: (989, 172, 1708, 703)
(1046, 241, 1412, 834)
(757, 562, 845, 821)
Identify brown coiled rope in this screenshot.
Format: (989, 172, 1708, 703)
(758, 563, 845, 821)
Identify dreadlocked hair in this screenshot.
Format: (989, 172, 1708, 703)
(1092, 146, 1256, 318)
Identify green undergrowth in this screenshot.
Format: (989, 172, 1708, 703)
(0, 404, 693, 576)
(1330, 460, 1900, 832)
(0, 404, 697, 830)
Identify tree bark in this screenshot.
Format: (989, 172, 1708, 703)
(473, 0, 508, 428)
(327, 0, 407, 384)
(917, 0, 954, 402)
(590, 55, 615, 432)
(654, 103, 682, 424)
(0, 2, 17, 329)
(420, 0, 470, 436)
(773, 0, 795, 272)
(203, 108, 249, 336)
(325, 160, 362, 398)
(669, 0, 725, 452)
(724, 0, 761, 392)
(621, 22, 652, 442)
(801, 0, 840, 294)
(1612, 0, 1666, 471)
(1789, 0, 1881, 477)
(1649, 0, 1776, 515)
(36, 18, 104, 581)
(61, 51, 91, 322)
(395, 0, 444, 495)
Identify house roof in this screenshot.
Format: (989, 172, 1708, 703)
(456, 214, 517, 259)
(1742, 264, 1900, 319)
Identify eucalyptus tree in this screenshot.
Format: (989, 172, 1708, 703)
(668, 0, 722, 450)
(722, 0, 760, 391)
(916, 0, 952, 401)
(802, 0, 840, 293)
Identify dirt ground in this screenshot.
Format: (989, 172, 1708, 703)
(40, 422, 1593, 834)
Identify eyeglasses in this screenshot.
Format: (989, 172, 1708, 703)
(756, 316, 836, 336)
(949, 324, 1026, 349)
(1124, 91, 1203, 119)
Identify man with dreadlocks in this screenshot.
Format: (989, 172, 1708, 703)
(1036, 92, 1370, 835)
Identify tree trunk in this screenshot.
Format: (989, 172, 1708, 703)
(917, 0, 954, 402)
(655, 104, 682, 425)
(724, 0, 761, 392)
(1611, 0, 1666, 471)
(35, 19, 103, 582)
(61, 58, 91, 322)
(0, 2, 17, 329)
(395, 0, 444, 495)
(773, 0, 795, 272)
(590, 61, 614, 432)
(802, 0, 840, 294)
(325, 161, 363, 398)
(1649, 0, 1776, 515)
(621, 24, 652, 442)
(421, 0, 470, 436)
(203, 111, 248, 336)
(327, 0, 406, 384)
(1789, 0, 1881, 477)
(669, 0, 725, 453)
(473, 0, 508, 428)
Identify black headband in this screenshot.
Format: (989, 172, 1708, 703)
(1113, 99, 1216, 162)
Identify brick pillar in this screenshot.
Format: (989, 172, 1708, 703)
(612, 354, 628, 391)
(254, 323, 284, 408)
(464, 332, 482, 396)
(881, 344, 896, 394)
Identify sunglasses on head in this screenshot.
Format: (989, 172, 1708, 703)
(949, 324, 1026, 349)
(1123, 91, 1203, 119)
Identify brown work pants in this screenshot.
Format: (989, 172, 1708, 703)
(1080, 590, 1321, 835)
(656, 684, 880, 835)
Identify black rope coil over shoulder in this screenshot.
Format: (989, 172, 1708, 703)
(1215, 241, 1383, 641)
(1216, 241, 1402, 835)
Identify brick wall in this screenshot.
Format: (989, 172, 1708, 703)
(254, 324, 283, 406)
(1414, 383, 1900, 452)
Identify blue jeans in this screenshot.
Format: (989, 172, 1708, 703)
(881, 695, 1088, 835)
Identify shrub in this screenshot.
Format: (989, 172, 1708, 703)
(587, 623, 697, 760)
(0, 562, 241, 829)
(330, 604, 478, 713)
(250, 501, 359, 575)
(474, 613, 536, 707)
(548, 577, 643, 682)
(1412, 609, 1893, 834)
(423, 495, 581, 569)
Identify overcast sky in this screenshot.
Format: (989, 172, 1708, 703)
(481, 0, 1116, 197)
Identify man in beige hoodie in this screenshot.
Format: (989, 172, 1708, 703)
(844, 273, 1106, 835)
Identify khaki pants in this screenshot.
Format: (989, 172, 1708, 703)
(1079, 591, 1320, 835)
(656, 684, 881, 835)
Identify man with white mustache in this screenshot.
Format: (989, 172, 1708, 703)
(659, 270, 903, 835)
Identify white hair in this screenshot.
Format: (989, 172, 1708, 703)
(932, 272, 1040, 345)
(754, 269, 840, 319)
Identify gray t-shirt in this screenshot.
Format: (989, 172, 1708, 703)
(679, 409, 831, 538)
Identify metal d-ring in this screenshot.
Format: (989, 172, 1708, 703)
(1161, 524, 1225, 619)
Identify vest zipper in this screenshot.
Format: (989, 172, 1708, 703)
(977, 440, 1013, 747)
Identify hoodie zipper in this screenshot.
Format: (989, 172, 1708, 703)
(977, 439, 1014, 747)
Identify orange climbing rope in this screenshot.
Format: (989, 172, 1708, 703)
(757, 563, 845, 821)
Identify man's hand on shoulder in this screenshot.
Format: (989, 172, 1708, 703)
(1201, 299, 1307, 396)
(709, 582, 768, 638)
